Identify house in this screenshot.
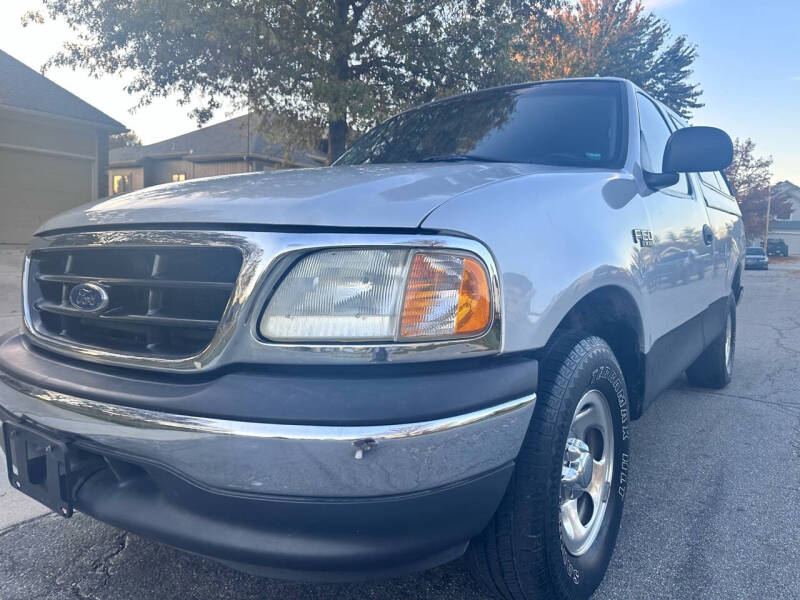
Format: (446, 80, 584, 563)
(770, 180, 800, 255)
(0, 50, 126, 243)
(772, 180, 800, 221)
(108, 114, 326, 194)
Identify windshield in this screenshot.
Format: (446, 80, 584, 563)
(746, 247, 765, 256)
(335, 81, 626, 168)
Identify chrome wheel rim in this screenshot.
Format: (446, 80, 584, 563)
(724, 312, 733, 373)
(559, 389, 615, 556)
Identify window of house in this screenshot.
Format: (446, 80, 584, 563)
(637, 93, 690, 195)
(112, 174, 132, 195)
(171, 173, 186, 182)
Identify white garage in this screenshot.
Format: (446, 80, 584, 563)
(0, 50, 125, 244)
(769, 228, 800, 256)
(0, 148, 95, 243)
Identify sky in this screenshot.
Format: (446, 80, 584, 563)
(0, 2, 244, 142)
(642, 0, 800, 183)
(1, 0, 797, 183)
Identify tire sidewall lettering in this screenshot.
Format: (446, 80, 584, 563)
(555, 347, 632, 592)
(561, 543, 581, 584)
(589, 365, 629, 503)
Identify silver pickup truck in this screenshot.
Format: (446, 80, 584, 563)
(0, 78, 743, 599)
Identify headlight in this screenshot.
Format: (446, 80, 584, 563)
(259, 248, 492, 342)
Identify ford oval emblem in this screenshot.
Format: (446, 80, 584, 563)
(68, 283, 110, 313)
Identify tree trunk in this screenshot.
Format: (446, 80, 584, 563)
(328, 117, 348, 163)
(327, 0, 351, 164)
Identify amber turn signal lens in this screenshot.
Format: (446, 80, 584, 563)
(455, 257, 491, 334)
(400, 253, 491, 339)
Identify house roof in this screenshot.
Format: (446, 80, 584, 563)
(773, 180, 800, 199)
(110, 114, 325, 168)
(0, 49, 126, 131)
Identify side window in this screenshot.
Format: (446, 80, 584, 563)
(714, 171, 733, 195)
(637, 94, 690, 195)
(699, 171, 718, 187)
(698, 169, 733, 196)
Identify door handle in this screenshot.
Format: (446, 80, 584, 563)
(702, 224, 713, 246)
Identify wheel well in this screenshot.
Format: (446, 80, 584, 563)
(551, 286, 646, 419)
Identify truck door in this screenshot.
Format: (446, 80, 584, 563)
(689, 168, 743, 304)
(636, 93, 715, 344)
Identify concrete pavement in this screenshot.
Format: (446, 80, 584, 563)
(0, 245, 23, 335)
(0, 248, 798, 599)
(0, 245, 50, 530)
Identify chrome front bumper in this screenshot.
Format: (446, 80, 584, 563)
(0, 369, 534, 498)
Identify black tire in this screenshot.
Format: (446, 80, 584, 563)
(686, 294, 736, 389)
(468, 334, 631, 600)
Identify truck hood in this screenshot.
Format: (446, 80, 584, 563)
(37, 163, 549, 234)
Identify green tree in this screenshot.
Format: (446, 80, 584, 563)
(28, 1, 556, 162)
(108, 131, 142, 150)
(519, 0, 703, 117)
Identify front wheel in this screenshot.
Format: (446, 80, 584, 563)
(468, 334, 630, 600)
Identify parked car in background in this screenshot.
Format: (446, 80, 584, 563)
(745, 246, 769, 269)
(0, 78, 742, 600)
(767, 237, 789, 257)
(650, 247, 707, 287)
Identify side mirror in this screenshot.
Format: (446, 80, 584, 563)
(663, 126, 733, 174)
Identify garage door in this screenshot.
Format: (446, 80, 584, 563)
(0, 148, 93, 244)
(770, 230, 800, 256)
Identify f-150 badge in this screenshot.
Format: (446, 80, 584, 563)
(632, 229, 654, 247)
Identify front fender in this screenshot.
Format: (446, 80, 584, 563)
(422, 171, 653, 353)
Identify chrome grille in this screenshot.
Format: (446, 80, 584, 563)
(27, 246, 243, 358)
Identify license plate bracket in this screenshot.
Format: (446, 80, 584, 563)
(2, 420, 74, 517)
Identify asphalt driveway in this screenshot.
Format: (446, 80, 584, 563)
(0, 246, 798, 599)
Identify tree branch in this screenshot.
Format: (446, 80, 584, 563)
(350, 0, 372, 25)
(353, 2, 440, 52)
(350, 54, 403, 75)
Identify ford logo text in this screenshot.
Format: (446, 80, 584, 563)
(68, 283, 110, 313)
